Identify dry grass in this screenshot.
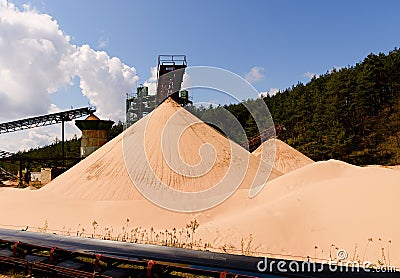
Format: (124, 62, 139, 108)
(31, 218, 260, 256)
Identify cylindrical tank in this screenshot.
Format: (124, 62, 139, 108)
(75, 114, 114, 158)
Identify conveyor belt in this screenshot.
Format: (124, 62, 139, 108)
(0, 228, 398, 277)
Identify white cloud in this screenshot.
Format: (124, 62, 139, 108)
(259, 88, 280, 98)
(0, 122, 80, 152)
(304, 72, 320, 79)
(21, 129, 56, 150)
(0, 1, 75, 119)
(142, 66, 158, 95)
(48, 103, 62, 113)
(245, 66, 265, 84)
(74, 45, 138, 120)
(0, 2, 138, 122)
(180, 72, 191, 91)
(148, 66, 158, 82)
(97, 35, 109, 49)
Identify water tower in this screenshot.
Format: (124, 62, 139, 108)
(75, 114, 114, 158)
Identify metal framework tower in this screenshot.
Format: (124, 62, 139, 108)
(125, 86, 157, 128)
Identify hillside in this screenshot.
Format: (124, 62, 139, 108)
(191, 48, 400, 166)
(265, 49, 400, 165)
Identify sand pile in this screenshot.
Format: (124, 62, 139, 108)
(40, 133, 139, 200)
(0, 159, 399, 267)
(253, 138, 313, 174)
(0, 98, 399, 268)
(42, 98, 281, 201)
(203, 160, 400, 265)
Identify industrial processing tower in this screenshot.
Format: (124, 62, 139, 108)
(125, 55, 190, 127)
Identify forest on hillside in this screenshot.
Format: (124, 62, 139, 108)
(192, 48, 400, 166)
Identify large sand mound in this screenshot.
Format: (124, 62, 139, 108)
(0, 160, 399, 267)
(0, 99, 399, 268)
(253, 138, 313, 174)
(204, 160, 400, 265)
(42, 98, 281, 201)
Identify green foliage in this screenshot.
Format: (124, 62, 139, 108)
(107, 120, 124, 141)
(264, 48, 400, 165)
(189, 48, 400, 165)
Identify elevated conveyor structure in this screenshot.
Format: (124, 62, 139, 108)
(0, 166, 17, 181)
(0, 107, 96, 184)
(0, 107, 96, 134)
(240, 124, 286, 152)
(156, 55, 190, 105)
(126, 55, 189, 128)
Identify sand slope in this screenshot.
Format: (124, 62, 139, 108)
(42, 98, 281, 201)
(253, 138, 313, 174)
(367, 165, 400, 171)
(202, 160, 400, 265)
(0, 160, 399, 267)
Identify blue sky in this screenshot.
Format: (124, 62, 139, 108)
(11, 0, 400, 93)
(1, 0, 400, 151)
